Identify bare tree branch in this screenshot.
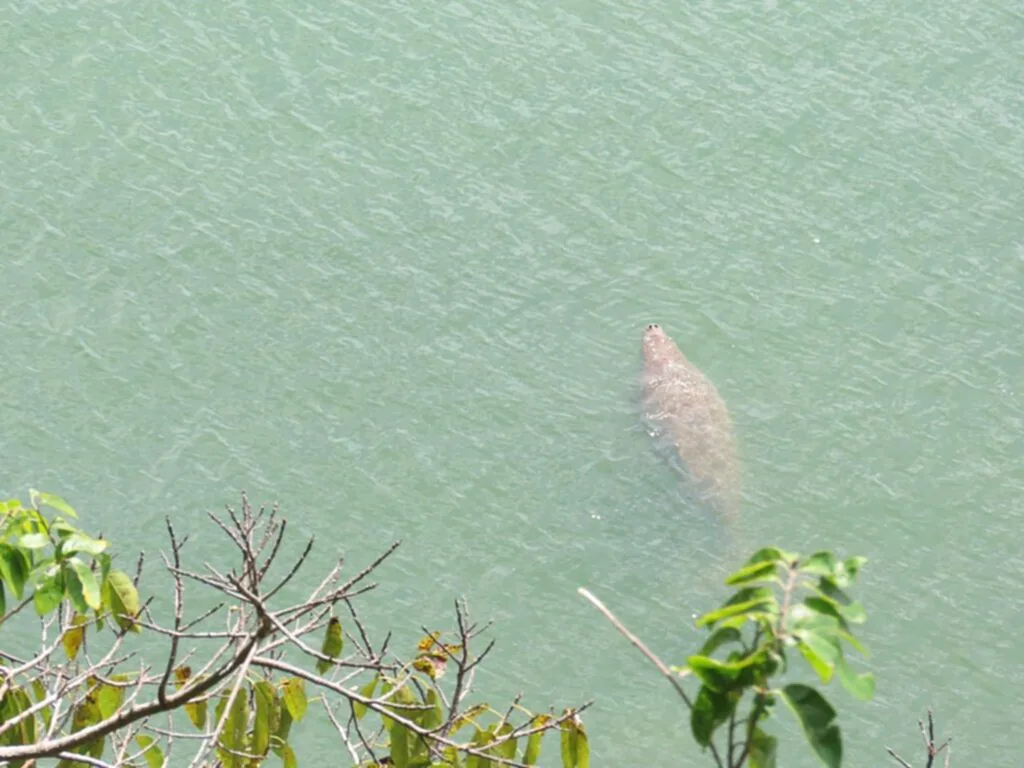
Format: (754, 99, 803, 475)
(887, 709, 952, 768)
(0, 494, 586, 768)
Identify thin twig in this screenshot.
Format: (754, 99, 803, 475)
(887, 747, 913, 768)
(188, 641, 259, 768)
(578, 587, 724, 768)
(157, 517, 185, 707)
(577, 588, 692, 705)
(323, 698, 361, 765)
(53, 752, 115, 768)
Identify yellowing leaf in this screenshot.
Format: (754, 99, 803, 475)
(184, 695, 207, 730)
(69, 559, 102, 611)
(102, 570, 141, 633)
(417, 632, 442, 652)
(412, 653, 448, 680)
(63, 614, 88, 660)
(450, 703, 489, 734)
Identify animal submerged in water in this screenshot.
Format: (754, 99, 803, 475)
(641, 323, 740, 522)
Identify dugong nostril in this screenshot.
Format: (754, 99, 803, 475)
(646, 323, 659, 331)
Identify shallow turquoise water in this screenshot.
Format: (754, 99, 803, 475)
(2, 0, 1022, 764)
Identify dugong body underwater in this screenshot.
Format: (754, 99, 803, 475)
(641, 323, 740, 523)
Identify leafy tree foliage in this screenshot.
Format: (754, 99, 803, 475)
(581, 546, 874, 768)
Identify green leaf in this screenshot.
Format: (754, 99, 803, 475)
(61, 534, 108, 557)
(96, 682, 124, 720)
(381, 682, 419, 731)
(30, 490, 78, 519)
(0, 498, 24, 515)
(33, 572, 65, 615)
(0, 686, 37, 746)
(687, 652, 770, 692)
(281, 677, 307, 721)
(102, 570, 141, 633)
(274, 698, 293, 746)
(184, 690, 208, 730)
(275, 742, 298, 768)
(50, 518, 79, 540)
(352, 675, 378, 720)
(63, 614, 88, 660)
(97, 553, 112, 588)
(559, 726, 574, 768)
(214, 690, 249, 768)
(75, 561, 102, 611)
(744, 547, 797, 566)
(800, 552, 838, 577)
(67, 558, 102, 612)
(794, 600, 870, 657)
(802, 597, 850, 630)
(831, 556, 868, 589)
(491, 723, 517, 759)
(725, 560, 779, 587)
(391, 722, 410, 768)
(812, 579, 866, 624)
(20, 532, 50, 550)
(687, 655, 741, 692)
(421, 688, 443, 730)
(466, 727, 494, 768)
(64, 693, 105, 764)
(317, 616, 344, 674)
(696, 598, 775, 628)
(812, 578, 850, 606)
(523, 715, 549, 764)
(794, 630, 840, 683)
(573, 719, 590, 768)
(842, 556, 867, 579)
(749, 728, 778, 768)
(64, 564, 89, 615)
(0, 544, 31, 598)
(779, 684, 842, 768)
(696, 587, 778, 628)
(559, 715, 588, 768)
(836, 656, 875, 701)
(31, 679, 53, 731)
(135, 735, 164, 768)
(699, 626, 743, 657)
(0, 581, 5, 618)
(253, 681, 276, 756)
(690, 684, 737, 747)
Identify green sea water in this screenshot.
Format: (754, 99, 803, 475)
(2, 0, 1022, 764)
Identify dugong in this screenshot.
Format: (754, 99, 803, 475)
(641, 323, 740, 523)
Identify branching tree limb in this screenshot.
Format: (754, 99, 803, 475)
(887, 708, 952, 768)
(0, 491, 588, 767)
